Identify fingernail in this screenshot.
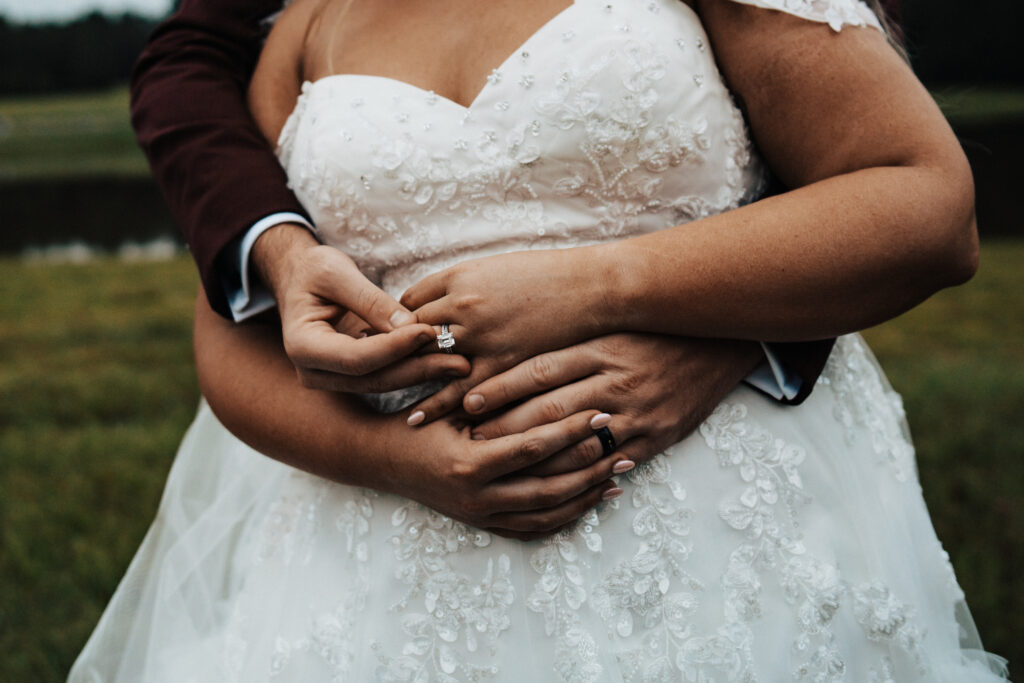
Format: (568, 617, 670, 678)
(612, 460, 635, 474)
(406, 410, 425, 426)
(358, 331, 369, 339)
(465, 394, 485, 413)
(390, 310, 415, 327)
(590, 413, 612, 429)
(471, 432, 486, 441)
(602, 487, 624, 501)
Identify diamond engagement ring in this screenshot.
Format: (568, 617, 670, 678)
(437, 324, 456, 353)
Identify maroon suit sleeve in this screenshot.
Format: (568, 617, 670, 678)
(130, 0, 309, 318)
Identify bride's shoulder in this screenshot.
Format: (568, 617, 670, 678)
(249, 0, 321, 145)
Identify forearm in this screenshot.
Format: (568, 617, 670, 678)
(599, 162, 976, 342)
(193, 290, 399, 490)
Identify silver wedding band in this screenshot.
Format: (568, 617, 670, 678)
(437, 323, 456, 354)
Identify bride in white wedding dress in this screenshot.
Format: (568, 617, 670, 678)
(71, 0, 1009, 681)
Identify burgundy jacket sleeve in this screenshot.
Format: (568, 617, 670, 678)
(130, 0, 310, 318)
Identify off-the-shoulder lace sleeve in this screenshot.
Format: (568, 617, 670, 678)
(725, 0, 883, 32)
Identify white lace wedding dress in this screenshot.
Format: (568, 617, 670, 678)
(71, 0, 1008, 681)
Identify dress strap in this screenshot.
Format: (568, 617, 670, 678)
(723, 0, 883, 32)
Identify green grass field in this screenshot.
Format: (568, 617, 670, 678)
(0, 88, 146, 180)
(0, 243, 1021, 679)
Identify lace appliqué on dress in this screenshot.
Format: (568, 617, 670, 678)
(818, 335, 916, 482)
(527, 509, 606, 683)
(372, 504, 515, 682)
(724, 0, 883, 32)
(702, 403, 928, 681)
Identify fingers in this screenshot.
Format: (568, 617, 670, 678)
(463, 347, 598, 417)
(407, 357, 505, 426)
(285, 322, 436, 376)
(297, 353, 471, 393)
(311, 253, 420, 332)
(334, 311, 370, 337)
(471, 378, 602, 440)
(487, 479, 623, 533)
(522, 420, 639, 477)
(411, 323, 469, 357)
(399, 270, 449, 311)
(479, 411, 602, 479)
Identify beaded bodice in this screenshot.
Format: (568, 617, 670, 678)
(276, 0, 767, 295)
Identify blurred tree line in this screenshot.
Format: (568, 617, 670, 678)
(0, 0, 1020, 97)
(0, 13, 156, 95)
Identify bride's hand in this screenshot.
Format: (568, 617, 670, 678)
(253, 223, 470, 392)
(401, 248, 610, 359)
(463, 334, 762, 474)
(384, 410, 629, 540)
(400, 246, 612, 420)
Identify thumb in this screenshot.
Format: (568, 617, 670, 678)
(318, 263, 417, 332)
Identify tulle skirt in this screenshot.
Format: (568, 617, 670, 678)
(70, 335, 1008, 682)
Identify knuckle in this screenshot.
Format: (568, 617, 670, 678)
(534, 482, 563, 509)
(528, 355, 558, 387)
(539, 397, 569, 423)
(517, 437, 545, 462)
(450, 456, 480, 483)
(533, 513, 559, 532)
(341, 354, 373, 377)
(459, 495, 487, 519)
(570, 440, 601, 470)
(610, 370, 644, 395)
(454, 293, 483, 313)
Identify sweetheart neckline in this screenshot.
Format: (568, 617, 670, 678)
(300, 0, 579, 113)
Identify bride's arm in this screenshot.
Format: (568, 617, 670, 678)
(403, 7, 974, 346)
(193, 291, 625, 536)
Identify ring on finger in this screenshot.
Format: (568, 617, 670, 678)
(595, 426, 617, 457)
(436, 323, 456, 354)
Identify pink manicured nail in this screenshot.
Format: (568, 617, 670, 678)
(471, 432, 486, 441)
(590, 413, 612, 429)
(390, 310, 415, 327)
(406, 410, 425, 426)
(465, 394, 485, 413)
(612, 460, 635, 474)
(602, 487, 624, 501)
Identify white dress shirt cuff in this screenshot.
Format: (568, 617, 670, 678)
(225, 212, 315, 322)
(744, 342, 803, 401)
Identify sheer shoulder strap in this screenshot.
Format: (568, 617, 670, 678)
(724, 0, 883, 32)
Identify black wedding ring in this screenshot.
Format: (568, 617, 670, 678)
(595, 426, 617, 457)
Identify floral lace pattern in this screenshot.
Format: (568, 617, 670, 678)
(726, 0, 883, 32)
(527, 509, 606, 683)
(818, 335, 916, 481)
(700, 403, 929, 682)
(372, 504, 514, 682)
(277, 0, 766, 295)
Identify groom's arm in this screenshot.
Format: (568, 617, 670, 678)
(131, 0, 310, 319)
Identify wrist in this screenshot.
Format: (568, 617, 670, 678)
(251, 222, 319, 298)
(589, 240, 640, 334)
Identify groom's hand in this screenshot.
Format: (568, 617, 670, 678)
(466, 334, 763, 474)
(252, 224, 470, 391)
